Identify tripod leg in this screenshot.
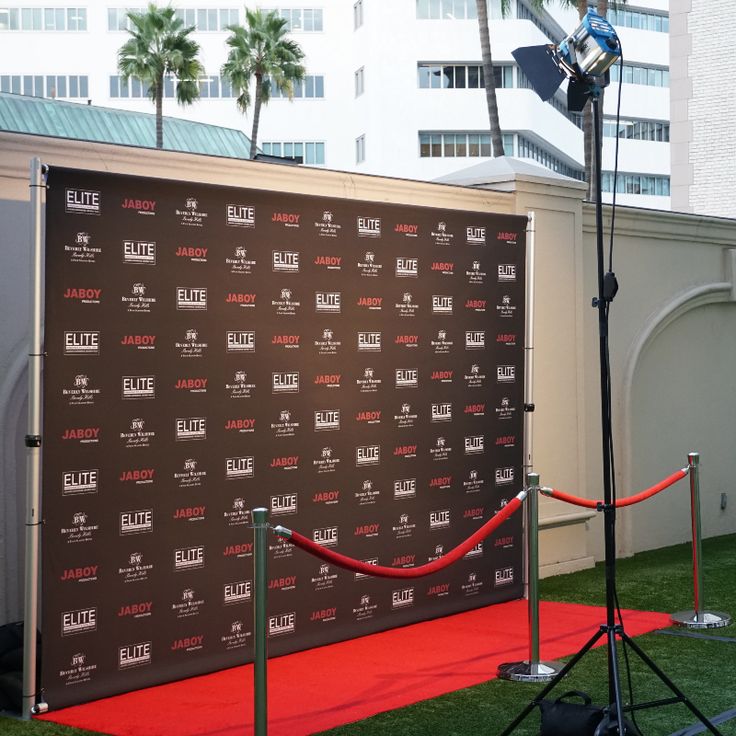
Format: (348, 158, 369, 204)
(620, 632, 724, 736)
(498, 628, 606, 736)
(607, 628, 628, 734)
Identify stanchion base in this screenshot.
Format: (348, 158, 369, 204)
(670, 609, 732, 629)
(497, 659, 564, 682)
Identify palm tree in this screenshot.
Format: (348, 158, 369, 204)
(476, 0, 547, 158)
(221, 9, 306, 159)
(118, 3, 204, 149)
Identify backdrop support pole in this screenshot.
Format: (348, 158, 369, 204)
(497, 214, 562, 683)
(671, 453, 731, 629)
(23, 157, 46, 719)
(252, 507, 269, 736)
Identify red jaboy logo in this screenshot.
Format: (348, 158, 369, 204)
(392, 554, 415, 566)
(173, 506, 206, 520)
(225, 293, 256, 304)
(431, 370, 453, 381)
(270, 455, 299, 469)
(394, 223, 418, 236)
(465, 403, 485, 415)
(223, 542, 253, 557)
(60, 565, 98, 582)
(175, 378, 207, 391)
(310, 607, 337, 621)
(122, 198, 156, 213)
(429, 476, 451, 488)
(427, 582, 450, 596)
(464, 507, 484, 519)
(63, 287, 102, 300)
(312, 490, 340, 503)
(117, 601, 152, 617)
(62, 427, 100, 441)
(395, 335, 419, 346)
(393, 445, 417, 457)
(225, 418, 255, 431)
(272, 212, 300, 225)
(431, 261, 454, 273)
(121, 335, 156, 348)
(171, 635, 204, 651)
(497, 231, 517, 242)
(495, 435, 516, 447)
(497, 333, 516, 345)
(119, 469, 155, 483)
(175, 246, 207, 259)
(465, 299, 486, 311)
(314, 255, 341, 268)
(314, 374, 341, 387)
(357, 296, 382, 308)
(354, 523, 380, 536)
(272, 335, 300, 346)
(356, 410, 381, 423)
(268, 576, 296, 589)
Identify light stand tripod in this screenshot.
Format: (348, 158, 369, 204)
(499, 79, 723, 736)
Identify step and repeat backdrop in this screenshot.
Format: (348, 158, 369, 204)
(40, 167, 527, 708)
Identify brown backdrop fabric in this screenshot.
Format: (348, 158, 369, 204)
(40, 167, 526, 709)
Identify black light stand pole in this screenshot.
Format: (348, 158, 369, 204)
(591, 89, 627, 734)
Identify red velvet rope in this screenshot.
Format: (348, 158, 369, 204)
(279, 496, 523, 579)
(543, 468, 688, 509)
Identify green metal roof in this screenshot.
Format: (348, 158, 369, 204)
(0, 92, 253, 158)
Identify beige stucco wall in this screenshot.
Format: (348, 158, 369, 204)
(1, 132, 735, 623)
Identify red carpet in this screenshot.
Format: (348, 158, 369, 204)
(38, 600, 670, 736)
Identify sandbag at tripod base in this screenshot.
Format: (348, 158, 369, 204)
(538, 691, 642, 736)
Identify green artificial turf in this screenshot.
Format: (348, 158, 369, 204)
(2, 534, 734, 735)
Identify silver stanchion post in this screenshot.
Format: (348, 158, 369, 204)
(252, 507, 269, 736)
(498, 473, 562, 681)
(671, 453, 731, 629)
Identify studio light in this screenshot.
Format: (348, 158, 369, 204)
(511, 9, 621, 111)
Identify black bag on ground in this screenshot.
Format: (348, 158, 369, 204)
(538, 690, 605, 736)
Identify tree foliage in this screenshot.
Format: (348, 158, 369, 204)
(118, 3, 204, 149)
(221, 9, 306, 159)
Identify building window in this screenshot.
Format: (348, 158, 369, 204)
(416, 0, 478, 20)
(0, 6, 87, 30)
(186, 8, 237, 31)
(603, 118, 669, 142)
(171, 8, 239, 30)
(261, 140, 325, 164)
(108, 8, 141, 31)
(418, 63, 513, 89)
(109, 7, 238, 31)
(602, 172, 670, 196)
(270, 74, 325, 98)
(419, 131, 511, 158)
(609, 63, 669, 87)
(109, 74, 236, 99)
(608, 8, 668, 33)
(260, 8, 323, 32)
(516, 134, 584, 180)
(353, 0, 363, 29)
(1, 73, 88, 98)
(354, 66, 364, 97)
(356, 134, 365, 163)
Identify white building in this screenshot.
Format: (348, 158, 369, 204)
(0, 0, 671, 207)
(670, 0, 736, 218)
